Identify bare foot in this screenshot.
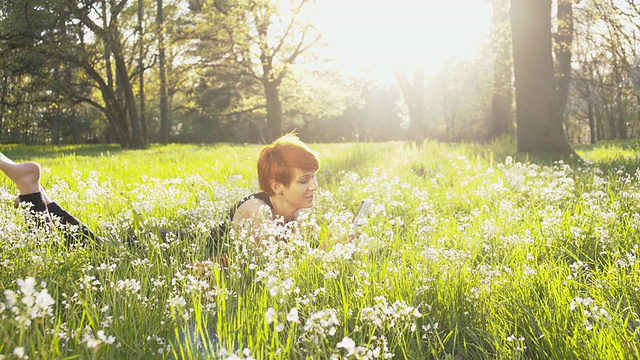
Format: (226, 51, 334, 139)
(0, 153, 41, 195)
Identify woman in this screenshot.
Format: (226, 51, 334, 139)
(0, 133, 320, 249)
(230, 133, 319, 228)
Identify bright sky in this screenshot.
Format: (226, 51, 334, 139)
(310, 0, 492, 84)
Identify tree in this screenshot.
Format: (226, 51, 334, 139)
(567, 0, 640, 142)
(554, 0, 573, 118)
(0, 0, 149, 148)
(395, 66, 425, 145)
(196, 0, 321, 142)
(488, 0, 514, 140)
(510, 0, 575, 156)
(138, 0, 149, 143)
(425, 57, 492, 142)
(76, 0, 147, 148)
(0, 0, 85, 143)
(157, 0, 170, 144)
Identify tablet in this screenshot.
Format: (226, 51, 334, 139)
(353, 199, 373, 226)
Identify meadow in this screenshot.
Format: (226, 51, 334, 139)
(0, 138, 639, 359)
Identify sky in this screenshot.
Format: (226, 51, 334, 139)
(310, 0, 492, 84)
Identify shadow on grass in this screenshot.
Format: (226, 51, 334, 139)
(0, 143, 126, 160)
(3, 139, 640, 176)
(585, 155, 640, 175)
(574, 139, 640, 151)
(0, 142, 248, 161)
(444, 136, 640, 176)
(575, 140, 640, 175)
(519, 139, 640, 175)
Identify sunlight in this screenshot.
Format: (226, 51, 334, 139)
(311, 0, 492, 83)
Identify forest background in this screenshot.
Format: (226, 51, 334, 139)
(0, 0, 639, 154)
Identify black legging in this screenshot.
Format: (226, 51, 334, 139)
(19, 192, 98, 244)
(17, 191, 241, 254)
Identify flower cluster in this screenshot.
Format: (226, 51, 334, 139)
(3, 277, 55, 329)
(506, 334, 527, 352)
(113, 278, 142, 296)
(333, 335, 393, 359)
(300, 309, 340, 345)
(265, 306, 299, 333)
(359, 296, 422, 332)
(217, 347, 256, 360)
(81, 327, 117, 350)
(570, 297, 613, 331)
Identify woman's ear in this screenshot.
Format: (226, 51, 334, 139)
(270, 179, 283, 195)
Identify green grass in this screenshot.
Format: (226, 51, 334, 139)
(1, 138, 639, 359)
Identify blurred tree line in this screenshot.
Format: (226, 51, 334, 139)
(0, 0, 639, 148)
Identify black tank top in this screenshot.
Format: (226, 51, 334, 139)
(207, 192, 274, 256)
(228, 192, 274, 221)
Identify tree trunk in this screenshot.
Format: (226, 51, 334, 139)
(595, 104, 605, 141)
(586, 83, 596, 144)
(604, 101, 616, 140)
(616, 86, 627, 139)
(115, 55, 146, 149)
(510, 0, 575, 157)
(554, 0, 573, 116)
(70, 113, 80, 144)
(52, 115, 60, 145)
(395, 67, 425, 145)
(490, 93, 511, 139)
(99, 1, 129, 146)
(101, 0, 143, 148)
(80, 60, 130, 146)
(636, 95, 640, 139)
(411, 67, 425, 144)
(488, 0, 513, 139)
(138, 0, 148, 143)
(264, 81, 282, 143)
(0, 72, 6, 135)
(158, 0, 170, 144)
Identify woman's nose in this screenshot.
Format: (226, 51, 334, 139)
(310, 177, 318, 191)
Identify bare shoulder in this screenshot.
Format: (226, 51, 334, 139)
(233, 197, 272, 223)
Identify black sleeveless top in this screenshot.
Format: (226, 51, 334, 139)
(207, 192, 273, 255)
(228, 192, 274, 222)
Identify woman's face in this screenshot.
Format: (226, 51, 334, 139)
(281, 168, 318, 209)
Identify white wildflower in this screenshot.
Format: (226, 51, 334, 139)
(115, 279, 141, 295)
(3, 277, 55, 329)
(13, 347, 27, 359)
(359, 296, 422, 331)
(266, 307, 276, 325)
(336, 336, 356, 352)
(301, 309, 340, 345)
(167, 296, 186, 308)
(82, 328, 116, 349)
(286, 308, 299, 323)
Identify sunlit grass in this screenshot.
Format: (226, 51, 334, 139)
(1, 138, 639, 359)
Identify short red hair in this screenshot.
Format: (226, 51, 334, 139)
(257, 133, 320, 195)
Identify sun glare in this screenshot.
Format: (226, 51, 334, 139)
(311, 0, 492, 83)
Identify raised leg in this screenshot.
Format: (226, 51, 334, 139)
(0, 153, 99, 244)
(0, 153, 42, 196)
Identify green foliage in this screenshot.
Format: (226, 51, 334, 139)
(1, 140, 640, 358)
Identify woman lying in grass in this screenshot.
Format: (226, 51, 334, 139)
(0, 133, 320, 253)
(228, 133, 320, 243)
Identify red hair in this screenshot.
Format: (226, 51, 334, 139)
(257, 134, 320, 195)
